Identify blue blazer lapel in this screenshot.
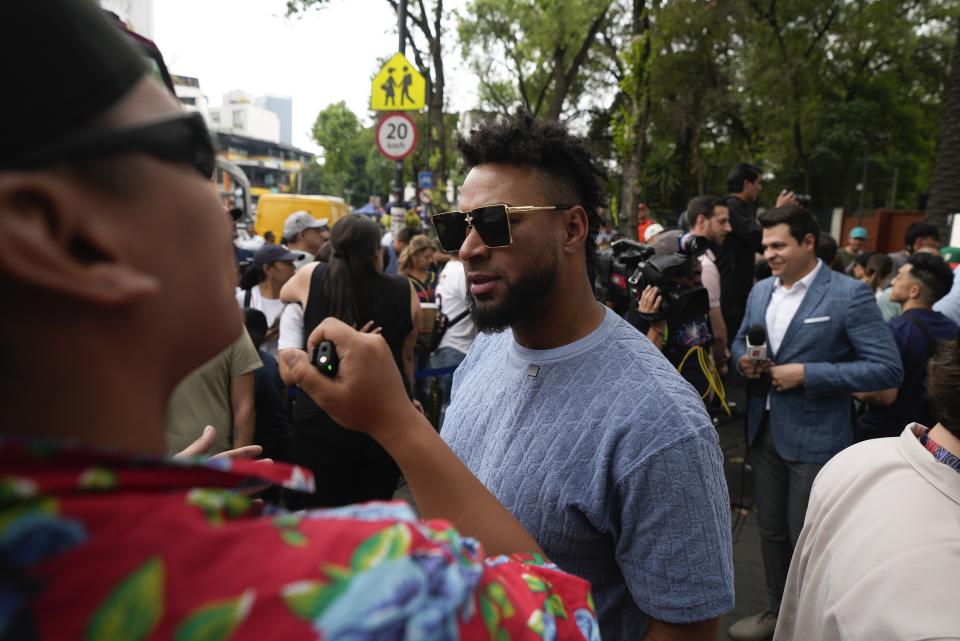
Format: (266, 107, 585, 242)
(774, 264, 832, 361)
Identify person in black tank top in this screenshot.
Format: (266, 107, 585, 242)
(290, 215, 419, 507)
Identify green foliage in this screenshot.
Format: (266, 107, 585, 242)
(297, 0, 958, 219)
(284, 0, 331, 16)
(592, 0, 958, 220)
(458, 0, 613, 118)
(307, 101, 459, 208)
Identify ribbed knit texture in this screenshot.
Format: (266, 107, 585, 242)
(442, 307, 734, 640)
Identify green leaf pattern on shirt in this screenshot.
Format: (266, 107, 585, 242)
(0, 475, 38, 503)
(281, 578, 350, 621)
(273, 514, 307, 547)
(85, 556, 164, 641)
(78, 468, 117, 491)
(173, 589, 255, 641)
(349, 523, 412, 570)
(479, 582, 515, 641)
(186, 489, 253, 526)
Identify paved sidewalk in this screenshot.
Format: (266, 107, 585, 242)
(715, 414, 769, 641)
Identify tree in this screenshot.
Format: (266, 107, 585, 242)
(458, 0, 614, 120)
(287, 0, 456, 199)
(728, 0, 955, 213)
(311, 101, 362, 196)
(611, 0, 652, 237)
(927, 19, 960, 236)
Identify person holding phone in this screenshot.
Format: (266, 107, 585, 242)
(0, 5, 597, 640)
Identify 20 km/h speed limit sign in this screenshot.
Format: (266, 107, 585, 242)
(376, 112, 418, 160)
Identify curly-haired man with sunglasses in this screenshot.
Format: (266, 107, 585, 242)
(436, 113, 734, 641)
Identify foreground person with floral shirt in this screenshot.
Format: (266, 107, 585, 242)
(0, 4, 597, 640)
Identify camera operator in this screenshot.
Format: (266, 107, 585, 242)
(627, 230, 717, 398)
(686, 196, 733, 374)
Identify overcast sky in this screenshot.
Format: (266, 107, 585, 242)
(152, 0, 474, 155)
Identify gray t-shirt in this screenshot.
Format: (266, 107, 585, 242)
(441, 306, 734, 640)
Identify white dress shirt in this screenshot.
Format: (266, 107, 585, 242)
(766, 260, 823, 354)
(765, 260, 823, 409)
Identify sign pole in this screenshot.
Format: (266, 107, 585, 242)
(391, 0, 408, 235)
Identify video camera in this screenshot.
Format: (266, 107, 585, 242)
(595, 234, 709, 323)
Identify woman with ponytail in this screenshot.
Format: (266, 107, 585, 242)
(278, 215, 420, 506)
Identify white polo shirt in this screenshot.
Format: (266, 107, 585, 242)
(774, 424, 960, 640)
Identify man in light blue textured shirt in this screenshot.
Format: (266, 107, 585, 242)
(432, 112, 734, 641)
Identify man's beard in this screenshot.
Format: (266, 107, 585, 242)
(466, 259, 559, 334)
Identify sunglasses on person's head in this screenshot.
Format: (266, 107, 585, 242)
(431, 203, 575, 252)
(5, 111, 216, 180)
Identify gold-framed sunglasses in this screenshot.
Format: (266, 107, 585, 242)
(431, 203, 575, 252)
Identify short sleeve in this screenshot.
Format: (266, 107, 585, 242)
(278, 303, 305, 351)
(612, 426, 734, 623)
(229, 328, 263, 377)
(699, 257, 721, 308)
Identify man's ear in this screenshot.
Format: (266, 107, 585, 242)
(0, 173, 160, 306)
(561, 206, 590, 255)
(909, 282, 923, 302)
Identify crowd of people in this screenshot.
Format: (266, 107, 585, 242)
(4, 3, 960, 641)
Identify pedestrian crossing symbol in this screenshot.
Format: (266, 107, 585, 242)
(371, 52, 426, 111)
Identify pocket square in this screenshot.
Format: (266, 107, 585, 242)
(804, 316, 831, 324)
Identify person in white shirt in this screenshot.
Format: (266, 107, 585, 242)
(430, 257, 477, 413)
(774, 336, 960, 641)
(686, 195, 733, 374)
(237, 244, 298, 356)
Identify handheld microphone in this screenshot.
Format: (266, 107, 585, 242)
(746, 324, 767, 362)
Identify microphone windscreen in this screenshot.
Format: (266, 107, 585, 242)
(747, 324, 766, 345)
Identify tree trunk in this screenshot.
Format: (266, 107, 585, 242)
(622, 93, 651, 238)
(620, 0, 651, 240)
(430, 37, 446, 188)
(546, 47, 568, 120)
(926, 19, 960, 237)
(544, 3, 610, 121)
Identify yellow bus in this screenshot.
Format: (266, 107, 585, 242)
(255, 194, 350, 242)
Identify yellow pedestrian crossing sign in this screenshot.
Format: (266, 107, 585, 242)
(371, 53, 426, 111)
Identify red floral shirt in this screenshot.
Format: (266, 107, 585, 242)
(0, 438, 599, 641)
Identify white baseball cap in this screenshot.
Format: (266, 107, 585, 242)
(643, 223, 665, 243)
(283, 211, 328, 240)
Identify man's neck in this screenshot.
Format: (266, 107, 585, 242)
(692, 224, 708, 238)
(929, 423, 960, 459)
(2, 350, 170, 456)
(511, 273, 606, 350)
(259, 279, 281, 299)
(288, 240, 308, 253)
(780, 258, 818, 289)
(901, 299, 930, 313)
(730, 192, 752, 204)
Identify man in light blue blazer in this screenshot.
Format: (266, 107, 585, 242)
(727, 207, 902, 641)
